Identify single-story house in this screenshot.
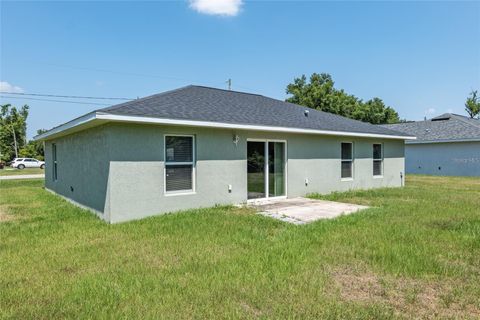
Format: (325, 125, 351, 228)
(383, 113, 480, 176)
(35, 85, 415, 223)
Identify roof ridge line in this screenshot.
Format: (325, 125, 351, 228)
(452, 114, 480, 128)
(96, 85, 195, 112)
(190, 85, 263, 97)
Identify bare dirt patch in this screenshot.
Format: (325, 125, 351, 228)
(330, 267, 480, 319)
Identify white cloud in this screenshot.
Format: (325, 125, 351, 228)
(0, 81, 24, 93)
(425, 107, 436, 115)
(189, 0, 243, 16)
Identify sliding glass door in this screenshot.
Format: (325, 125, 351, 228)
(247, 142, 266, 199)
(269, 142, 285, 197)
(247, 140, 286, 200)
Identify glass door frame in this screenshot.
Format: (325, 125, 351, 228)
(246, 138, 288, 202)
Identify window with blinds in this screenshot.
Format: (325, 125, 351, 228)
(341, 142, 353, 179)
(373, 143, 383, 176)
(165, 135, 194, 193)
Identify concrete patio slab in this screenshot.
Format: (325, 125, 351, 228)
(251, 197, 369, 225)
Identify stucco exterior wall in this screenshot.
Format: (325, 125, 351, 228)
(45, 123, 405, 223)
(44, 126, 110, 221)
(104, 124, 246, 223)
(405, 141, 480, 176)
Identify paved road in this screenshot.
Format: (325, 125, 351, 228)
(0, 174, 45, 180)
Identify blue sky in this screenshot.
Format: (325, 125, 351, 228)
(1, 0, 479, 139)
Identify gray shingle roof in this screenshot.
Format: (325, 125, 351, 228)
(97, 85, 411, 137)
(382, 113, 480, 142)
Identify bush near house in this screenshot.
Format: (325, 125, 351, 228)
(0, 175, 479, 319)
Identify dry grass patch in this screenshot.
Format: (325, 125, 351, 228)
(238, 301, 263, 318)
(0, 205, 15, 222)
(0, 198, 44, 222)
(330, 267, 480, 319)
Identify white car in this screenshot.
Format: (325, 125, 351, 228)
(10, 158, 45, 170)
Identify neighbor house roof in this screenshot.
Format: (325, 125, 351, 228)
(35, 85, 415, 141)
(382, 113, 480, 144)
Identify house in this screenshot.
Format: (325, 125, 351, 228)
(35, 85, 415, 223)
(382, 113, 480, 177)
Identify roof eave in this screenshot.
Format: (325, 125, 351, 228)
(406, 138, 480, 144)
(34, 112, 417, 141)
(33, 112, 100, 141)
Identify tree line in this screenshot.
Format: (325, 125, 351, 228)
(0, 104, 45, 162)
(285, 73, 480, 122)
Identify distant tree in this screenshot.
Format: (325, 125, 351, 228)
(0, 104, 29, 161)
(465, 90, 480, 119)
(18, 143, 39, 159)
(286, 73, 400, 124)
(353, 98, 400, 125)
(19, 129, 47, 161)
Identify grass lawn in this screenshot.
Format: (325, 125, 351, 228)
(0, 168, 44, 176)
(1, 176, 479, 319)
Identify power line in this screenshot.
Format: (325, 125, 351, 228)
(0, 91, 133, 101)
(20, 61, 263, 94)
(0, 95, 110, 106)
(25, 61, 237, 88)
(37, 62, 210, 83)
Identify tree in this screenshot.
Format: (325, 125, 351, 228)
(0, 104, 29, 162)
(465, 90, 480, 119)
(352, 98, 400, 125)
(19, 129, 47, 161)
(286, 73, 400, 124)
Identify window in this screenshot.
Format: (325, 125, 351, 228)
(341, 142, 353, 179)
(52, 143, 58, 181)
(165, 135, 194, 193)
(373, 143, 383, 176)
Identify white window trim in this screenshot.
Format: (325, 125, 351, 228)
(164, 134, 196, 196)
(373, 143, 384, 178)
(340, 141, 354, 181)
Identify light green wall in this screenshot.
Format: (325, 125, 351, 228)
(104, 124, 246, 222)
(45, 123, 405, 223)
(44, 126, 110, 220)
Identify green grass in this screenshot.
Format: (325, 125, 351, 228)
(1, 175, 479, 319)
(0, 168, 44, 176)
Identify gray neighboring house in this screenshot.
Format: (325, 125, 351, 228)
(383, 113, 480, 177)
(35, 85, 414, 223)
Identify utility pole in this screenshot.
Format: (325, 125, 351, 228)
(226, 78, 231, 90)
(11, 125, 18, 158)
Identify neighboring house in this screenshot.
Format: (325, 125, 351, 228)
(383, 113, 480, 177)
(35, 85, 414, 223)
